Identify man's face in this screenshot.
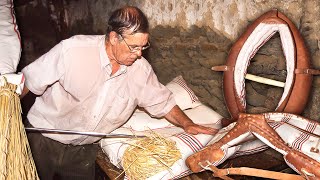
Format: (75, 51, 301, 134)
(113, 32, 149, 66)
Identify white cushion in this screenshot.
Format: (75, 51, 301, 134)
(102, 104, 224, 179)
(123, 104, 223, 131)
(184, 104, 223, 128)
(122, 111, 171, 131)
(100, 125, 217, 179)
(166, 75, 201, 110)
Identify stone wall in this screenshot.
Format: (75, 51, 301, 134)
(15, 0, 320, 121)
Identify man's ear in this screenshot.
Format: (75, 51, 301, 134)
(109, 31, 119, 46)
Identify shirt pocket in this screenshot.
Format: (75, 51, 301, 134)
(105, 91, 136, 125)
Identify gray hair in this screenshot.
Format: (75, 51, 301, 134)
(106, 6, 149, 37)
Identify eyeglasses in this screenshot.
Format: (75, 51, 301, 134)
(119, 34, 150, 53)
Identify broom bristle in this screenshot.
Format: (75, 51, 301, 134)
(0, 77, 39, 180)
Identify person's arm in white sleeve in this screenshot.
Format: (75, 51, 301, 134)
(21, 41, 65, 96)
(0, 0, 21, 74)
(0, 0, 25, 95)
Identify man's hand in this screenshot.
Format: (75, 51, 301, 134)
(183, 122, 218, 135)
(165, 105, 219, 135)
(0, 73, 25, 95)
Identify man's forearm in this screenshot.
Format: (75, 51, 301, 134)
(165, 105, 218, 135)
(164, 105, 194, 128)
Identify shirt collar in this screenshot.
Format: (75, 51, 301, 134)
(99, 35, 127, 75)
(99, 35, 110, 68)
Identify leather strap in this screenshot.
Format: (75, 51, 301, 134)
(211, 65, 234, 72)
(208, 166, 304, 180)
(208, 165, 233, 180)
(295, 68, 320, 75)
(213, 66, 320, 75)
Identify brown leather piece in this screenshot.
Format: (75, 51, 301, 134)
(186, 142, 225, 173)
(285, 152, 320, 179)
(276, 11, 312, 115)
(208, 165, 233, 180)
(186, 114, 256, 172)
(295, 68, 320, 75)
(221, 118, 235, 127)
(211, 65, 234, 72)
(209, 167, 304, 180)
(186, 113, 320, 179)
(222, 9, 313, 121)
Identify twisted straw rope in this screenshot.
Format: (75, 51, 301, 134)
(122, 132, 181, 179)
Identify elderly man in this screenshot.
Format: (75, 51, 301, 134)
(21, 6, 216, 179)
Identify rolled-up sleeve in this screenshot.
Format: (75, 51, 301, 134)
(132, 62, 176, 117)
(22, 42, 65, 95)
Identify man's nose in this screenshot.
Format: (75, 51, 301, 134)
(135, 49, 142, 56)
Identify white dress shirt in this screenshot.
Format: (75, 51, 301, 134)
(22, 35, 176, 145)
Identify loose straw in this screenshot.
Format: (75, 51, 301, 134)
(0, 77, 39, 180)
(122, 131, 181, 179)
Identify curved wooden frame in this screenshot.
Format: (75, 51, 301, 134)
(219, 9, 314, 120)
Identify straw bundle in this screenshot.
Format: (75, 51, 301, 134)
(0, 77, 39, 180)
(122, 132, 181, 179)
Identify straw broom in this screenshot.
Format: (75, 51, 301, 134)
(0, 76, 39, 180)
